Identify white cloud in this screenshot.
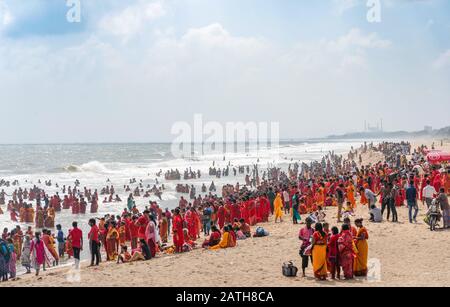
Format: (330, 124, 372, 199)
(99, 0, 166, 38)
(285, 28, 390, 72)
(0, 1, 13, 28)
(433, 50, 450, 70)
(328, 28, 391, 51)
(333, 0, 362, 15)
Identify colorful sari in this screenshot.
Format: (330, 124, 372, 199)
(338, 230, 355, 279)
(354, 227, 369, 276)
(106, 227, 119, 261)
(312, 231, 328, 279)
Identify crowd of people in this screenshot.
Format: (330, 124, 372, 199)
(0, 141, 449, 283)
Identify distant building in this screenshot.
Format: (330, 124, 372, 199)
(364, 119, 384, 133)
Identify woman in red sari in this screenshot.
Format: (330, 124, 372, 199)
(172, 208, 184, 253)
(338, 223, 355, 279)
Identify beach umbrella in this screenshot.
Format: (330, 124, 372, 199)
(427, 151, 450, 164)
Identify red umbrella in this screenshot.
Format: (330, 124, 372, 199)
(427, 151, 450, 164)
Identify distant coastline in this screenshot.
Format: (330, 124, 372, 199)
(323, 125, 450, 140)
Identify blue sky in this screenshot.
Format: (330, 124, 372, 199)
(0, 0, 449, 143)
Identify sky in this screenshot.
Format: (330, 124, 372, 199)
(0, 0, 449, 143)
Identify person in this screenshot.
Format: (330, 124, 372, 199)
(209, 225, 235, 250)
(338, 224, 354, 280)
(21, 235, 32, 274)
(406, 181, 419, 223)
(172, 208, 184, 253)
(364, 187, 377, 208)
(389, 184, 398, 222)
(336, 184, 345, 222)
(380, 182, 391, 220)
(353, 218, 369, 277)
(127, 194, 134, 211)
(30, 232, 52, 276)
(88, 218, 101, 266)
(422, 180, 437, 208)
(239, 218, 251, 237)
(202, 226, 221, 248)
(292, 192, 301, 224)
(117, 245, 132, 263)
(138, 239, 152, 260)
(145, 215, 158, 258)
(298, 218, 314, 277)
(56, 224, 65, 259)
(6, 239, 16, 280)
(42, 229, 59, 265)
(159, 213, 169, 243)
(68, 222, 83, 269)
(135, 210, 150, 242)
(437, 188, 450, 228)
(369, 205, 382, 223)
(311, 223, 328, 280)
(202, 206, 212, 236)
(282, 189, 290, 215)
(273, 193, 283, 223)
(327, 226, 340, 280)
(106, 222, 119, 261)
(0, 238, 9, 281)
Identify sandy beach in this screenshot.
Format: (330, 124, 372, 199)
(5, 200, 450, 287)
(2, 138, 449, 288)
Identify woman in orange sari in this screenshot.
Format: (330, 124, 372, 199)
(209, 225, 235, 250)
(106, 222, 119, 261)
(311, 223, 328, 280)
(159, 213, 168, 243)
(347, 182, 356, 209)
(359, 185, 368, 206)
(353, 218, 369, 276)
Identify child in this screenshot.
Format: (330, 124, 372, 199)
(342, 201, 355, 220)
(239, 218, 251, 238)
(317, 206, 326, 222)
(117, 245, 132, 263)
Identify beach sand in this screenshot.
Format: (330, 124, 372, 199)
(2, 138, 450, 287)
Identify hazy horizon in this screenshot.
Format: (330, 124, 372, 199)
(1, 0, 449, 143)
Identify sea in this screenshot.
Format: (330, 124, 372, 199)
(0, 140, 368, 263)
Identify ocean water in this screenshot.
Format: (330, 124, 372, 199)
(0, 140, 365, 262)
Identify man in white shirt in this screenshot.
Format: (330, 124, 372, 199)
(369, 205, 382, 223)
(422, 180, 437, 208)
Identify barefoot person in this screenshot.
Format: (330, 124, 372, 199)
(311, 223, 328, 280)
(298, 218, 314, 278)
(353, 219, 369, 277)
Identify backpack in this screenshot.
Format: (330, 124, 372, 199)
(282, 261, 298, 277)
(255, 227, 266, 237)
